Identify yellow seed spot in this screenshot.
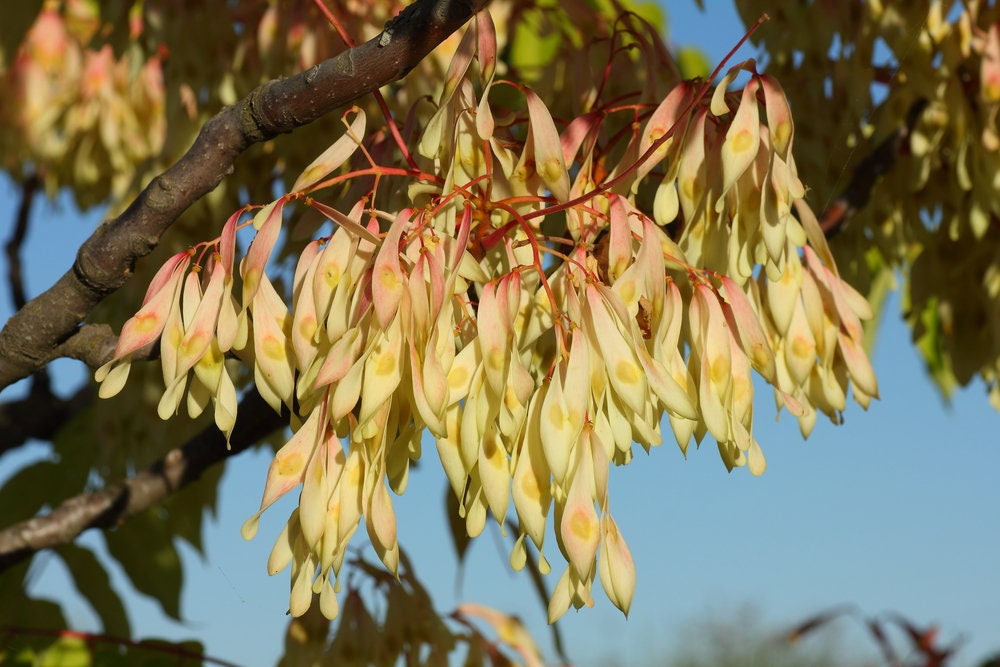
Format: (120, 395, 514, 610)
(671, 367, 690, 391)
(375, 352, 396, 376)
(779, 263, 798, 286)
(540, 157, 563, 185)
(680, 177, 699, 202)
(380, 266, 399, 292)
(298, 165, 322, 187)
(591, 369, 605, 397)
(277, 452, 304, 477)
(985, 76, 1000, 103)
(519, 473, 540, 501)
(733, 374, 751, 406)
(547, 401, 566, 429)
(751, 345, 771, 371)
(448, 365, 468, 390)
(482, 433, 498, 460)
(133, 313, 159, 334)
(324, 263, 342, 288)
(790, 335, 814, 360)
(709, 355, 729, 385)
(458, 134, 481, 173)
(513, 160, 536, 185)
(504, 383, 520, 411)
(262, 336, 286, 361)
(198, 343, 222, 367)
(347, 460, 362, 487)
(615, 359, 641, 385)
(298, 316, 317, 342)
(308, 458, 324, 483)
(166, 323, 184, 347)
(730, 128, 754, 153)
(487, 347, 506, 372)
(244, 270, 260, 297)
(180, 332, 208, 356)
(568, 510, 596, 541)
(773, 121, 792, 150)
(618, 280, 637, 306)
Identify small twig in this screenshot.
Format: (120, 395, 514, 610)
(5, 173, 40, 312)
(0, 389, 285, 573)
(3, 173, 55, 399)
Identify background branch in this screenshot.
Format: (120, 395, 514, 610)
(0, 0, 490, 392)
(820, 98, 929, 236)
(5, 172, 40, 312)
(0, 384, 93, 458)
(0, 389, 284, 573)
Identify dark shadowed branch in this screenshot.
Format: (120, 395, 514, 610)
(5, 172, 40, 313)
(819, 98, 929, 236)
(0, 384, 94, 458)
(0, 0, 490, 392)
(0, 389, 284, 574)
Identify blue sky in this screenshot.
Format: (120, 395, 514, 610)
(1, 2, 999, 666)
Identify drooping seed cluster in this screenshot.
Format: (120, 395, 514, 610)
(97, 10, 877, 622)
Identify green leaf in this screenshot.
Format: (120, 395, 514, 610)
(677, 46, 711, 80)
(55, 544, 131, 637)
(161, 461, 225, 555)
(37, 636, 91, 667)
(860, 259, 894, 354)
(0, 556, 67, 629)
(509, 7, 563, 79)
(129, 638, 208, 667)
(912, 296, 957, 401)
(619, 0, 666, 33)
(444, 485, 471, 570)
(103, 510, 183, 620)
(0, 0, 43, 67)
(0, 459, 62, 528)
(278, 606, 330, 667)
(503, 519, 567, 661)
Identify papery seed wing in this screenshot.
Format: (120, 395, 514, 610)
(292, 107, 366, 192)
(242, 199, 284, 306)
(524, 88, 571, 202)
(241, 410, 324, 540)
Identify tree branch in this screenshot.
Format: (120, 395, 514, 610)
(0, 383, 94, 457)
(0, 0, 490, 392)
(5, 172, 40, 313)
(820, 98, 929, 236)
(0, 389, 284, 573)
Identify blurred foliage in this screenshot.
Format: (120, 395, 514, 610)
(622, 606, 872, 667)
(734, 0, 1000, 407)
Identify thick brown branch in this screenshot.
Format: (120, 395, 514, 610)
(0, 0, 489, 392)
(0, 390, 284, 573)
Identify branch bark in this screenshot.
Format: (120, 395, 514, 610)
(0, 0, 490, 392)
(0, 389, 284, 574)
